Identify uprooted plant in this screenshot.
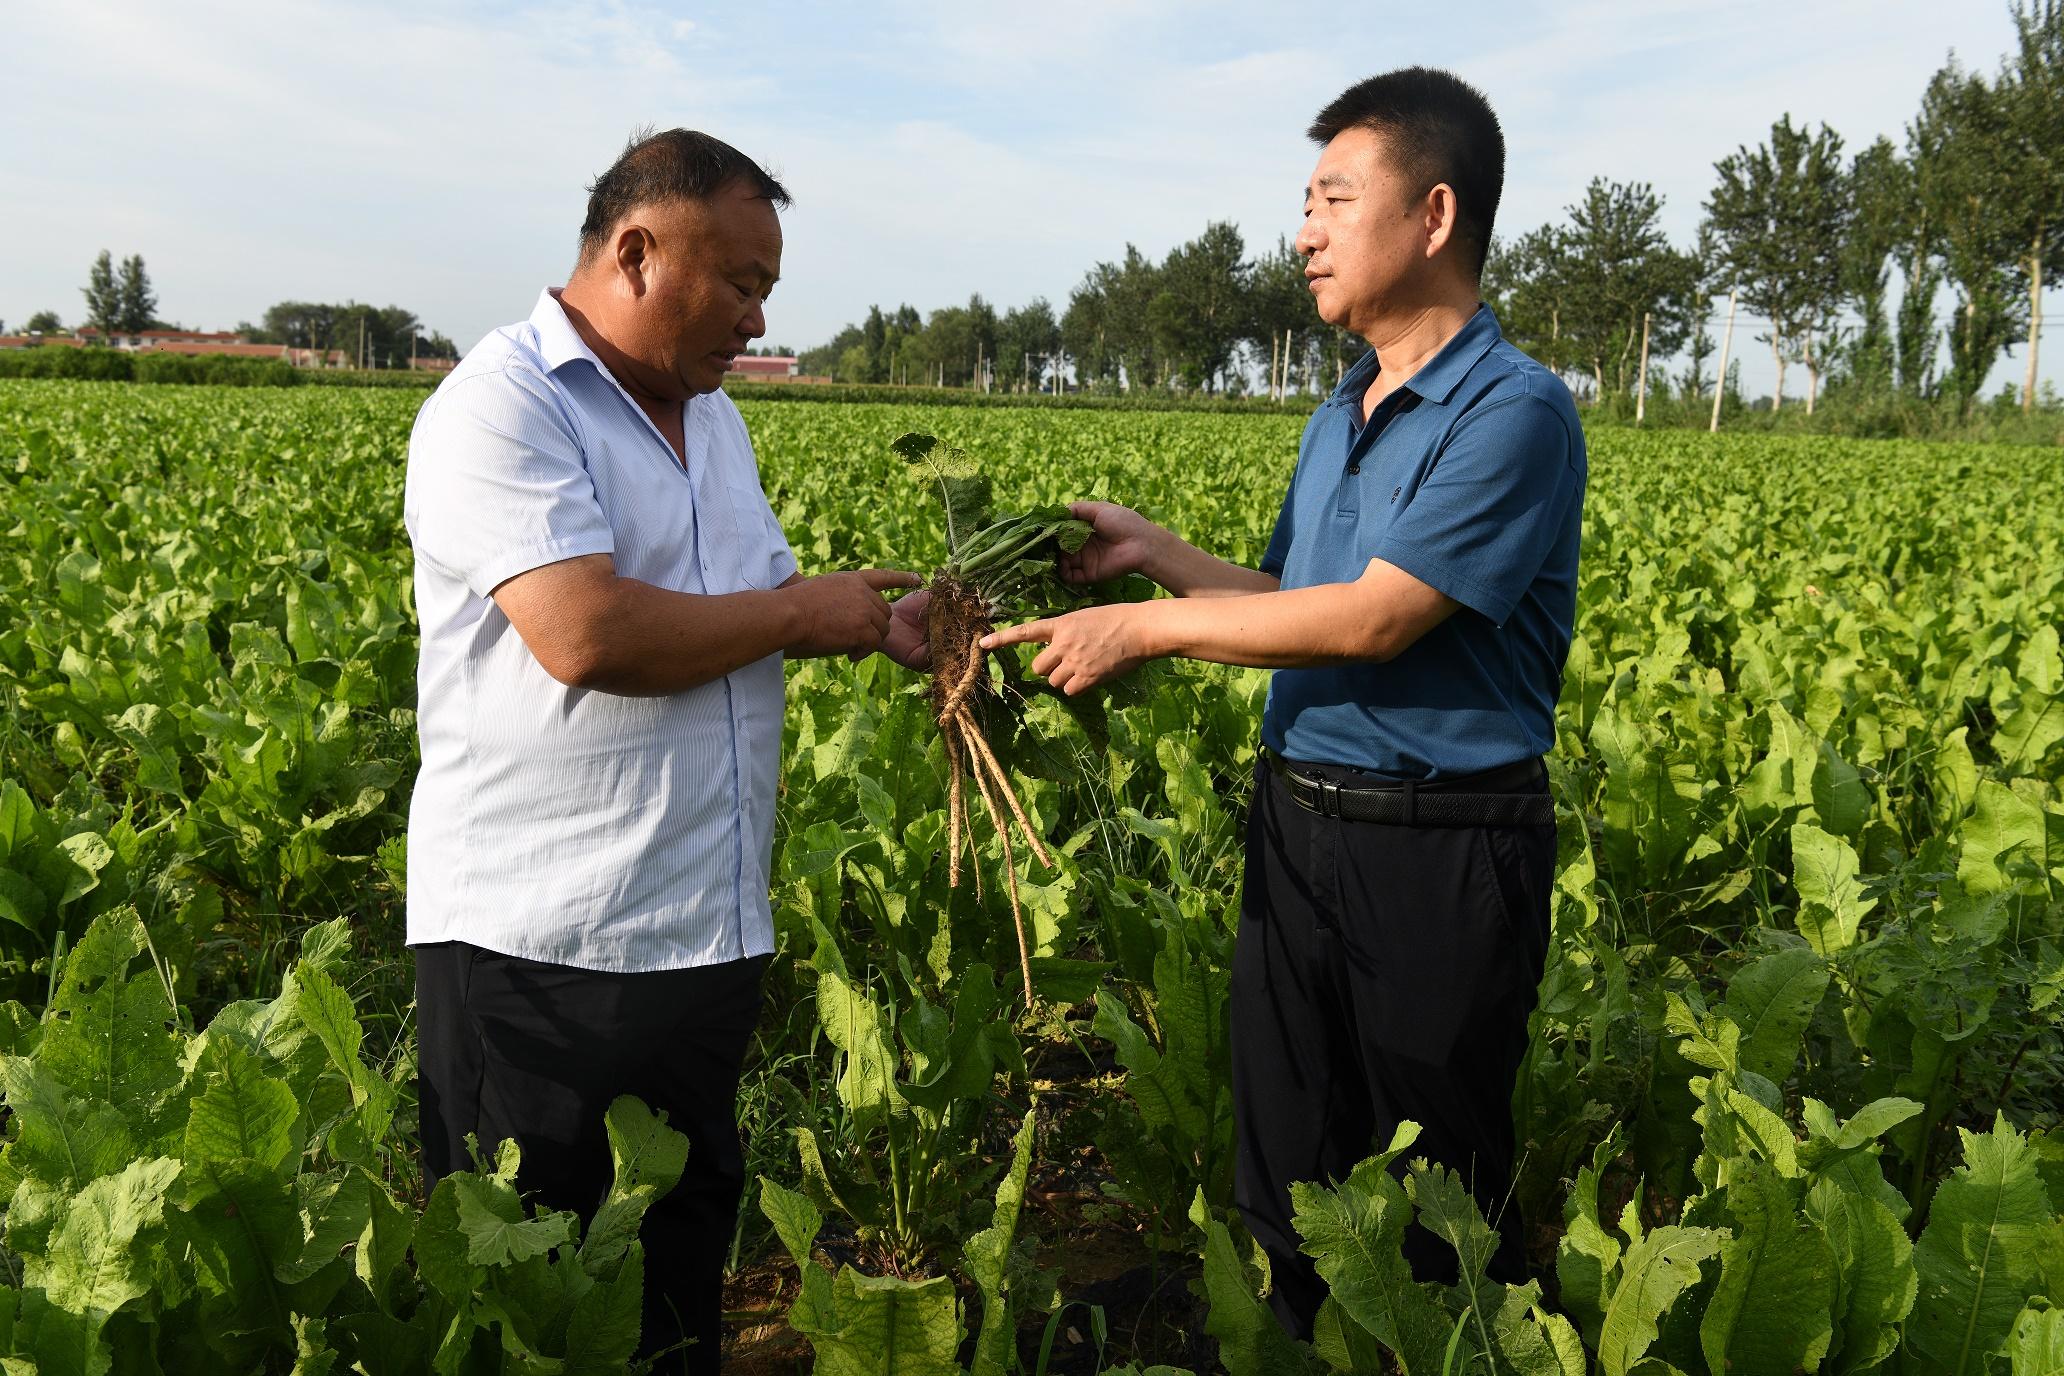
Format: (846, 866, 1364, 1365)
(894, 431, 1094, 1003)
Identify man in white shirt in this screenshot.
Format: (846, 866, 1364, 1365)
(403, 129, 925, 1373)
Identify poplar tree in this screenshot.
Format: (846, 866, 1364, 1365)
(81, 250, 121, 337)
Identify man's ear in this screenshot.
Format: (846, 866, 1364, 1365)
(614, 223, 653, 297)
(1423, 183, 1459, 262)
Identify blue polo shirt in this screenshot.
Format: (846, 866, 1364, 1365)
(1259, 305, 1585, 780)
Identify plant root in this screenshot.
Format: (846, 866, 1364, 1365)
(926, 574, 1054, 1003)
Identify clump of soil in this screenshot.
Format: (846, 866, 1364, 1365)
(925, 573, 1053, 1003)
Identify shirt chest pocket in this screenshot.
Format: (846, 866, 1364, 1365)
(693, 468, 780, 594)
(1350, 465, 1411, 562)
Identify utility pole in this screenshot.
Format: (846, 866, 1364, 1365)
(1635, 311, 1651, 424)
(2024, 244, 2042, 414)
(1710, 288, 1738, 433)
(1269, 332, 1280, 402)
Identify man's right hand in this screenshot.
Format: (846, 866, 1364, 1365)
(782, 569, 924, 657)
(1059, 501, 1168, 585)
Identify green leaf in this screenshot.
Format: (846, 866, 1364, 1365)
(1291, 1127, 1443, 1373)
(35, 910, 181, 1127)
(171, 1155, 300, 1337)
(1595, 1225, 1722, 1376)
(1804, 1175, 1915, 1373)
(1791, 822, 1876, 955)
(561, 1244, 646, 1374)
(1487, 1281, 1589, 1376)
(1907, 1114, 2059, 1376)
(1810, 740, 1870, 838)
(1403, 1161, 1502, 1365)
(0, 866, 48, 937)
(2008, 1304, 2064, 1375)
(182, 1037, 302, 1174)
(111, 703, 184, 798)
(0, 779, 37, 863)
(37, 831, 113, 909)
(277, 1167, 372, 1285)
(580, 1095, 691, 1275)
(1959, 779, 2054, 897)
(1092, 988, 1205, 1145)
(895, 430, 992, 557)
(817, 969, 903, 1122)
(1995, 694, 2064, 772)
(1721, 944, 1829, 1083)
(809, 1269, 965, 1376)
(1201, 1206, 1312, 1376)
(0, 1056, 137, 1196)
(759, 1176, 824, 1272)
(410, 1175, 482, 1301)
(1555, 1131, 1625, 1349)
(965, 1103, 1038, 1376)
(451, 1172, 578, 1267)
(31, 1154, 180, 1315)
(1698, 1159, 1835, 1376)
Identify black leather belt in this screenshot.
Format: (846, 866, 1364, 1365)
(1262, 747, 1555, 826)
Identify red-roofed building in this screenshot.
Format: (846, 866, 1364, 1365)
(78, 327, 247, 350)
(724, 355, 799, 380)
(0, 334, 86, 349)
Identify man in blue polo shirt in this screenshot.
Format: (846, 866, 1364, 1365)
(982, 67, 1584, 1334)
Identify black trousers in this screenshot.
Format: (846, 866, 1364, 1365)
(416, 942, 769, 1375)
(1230, 756, 1553, 1340)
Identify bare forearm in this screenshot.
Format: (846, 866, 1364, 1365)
(1130, 583, 1402, 668)
(1144, 532, 1281, 598)
(575, 578, 799, 694)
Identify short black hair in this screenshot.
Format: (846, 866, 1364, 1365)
(578, 128, 791, 263)
(1308, 68, 1504, 278)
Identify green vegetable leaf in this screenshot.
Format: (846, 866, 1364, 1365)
(1596, 1225, 1722, 1376)
(1698, 1159, 1835, 1376)
(580, 1095, 691, 1275)
(1907, 1114, 2058, 1376)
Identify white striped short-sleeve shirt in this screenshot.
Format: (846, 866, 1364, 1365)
(402, 289, 797, 972)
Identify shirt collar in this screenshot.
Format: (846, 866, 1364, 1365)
(1327, 303, 1503, 409)
(530, 288, 603, 375)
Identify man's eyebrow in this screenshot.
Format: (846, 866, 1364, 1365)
(1308, 172, 1358, 196)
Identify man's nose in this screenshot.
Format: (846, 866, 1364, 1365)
(1295, 219, 1324, 256)
(742, 300, 767, 340)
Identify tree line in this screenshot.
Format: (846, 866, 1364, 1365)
(11, 253, 458, 369)
(803, 2, 2060, 423)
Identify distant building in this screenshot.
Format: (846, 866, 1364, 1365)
(409, 355, 457, 373)
(724, 355, 799, 380)
(77, 326, 246, 350)
(0, 334, 86, 349)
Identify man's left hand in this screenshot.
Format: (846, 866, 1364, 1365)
(981, 603, 1150, 695)
(877, 589, 933, 670)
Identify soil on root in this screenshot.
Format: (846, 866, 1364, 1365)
(924, 574, 993, 725)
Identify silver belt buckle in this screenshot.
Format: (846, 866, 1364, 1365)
(1318, 778, 1340, 818)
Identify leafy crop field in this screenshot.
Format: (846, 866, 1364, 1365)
(0, 377, 2060, 1375)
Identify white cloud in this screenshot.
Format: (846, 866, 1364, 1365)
(2, 0, 2047, 396)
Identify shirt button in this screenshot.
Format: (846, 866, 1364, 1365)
(1347, 463, 1360, 476)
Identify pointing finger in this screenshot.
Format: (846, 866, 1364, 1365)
(980, 619, 1055, 650)
(861, 568, 926, 592)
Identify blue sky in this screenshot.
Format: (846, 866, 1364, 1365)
(4, 0, 2052, 397)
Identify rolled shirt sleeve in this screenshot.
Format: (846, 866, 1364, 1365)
(405, 368, 617, 597)
(1372, 392, 1580, 627)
